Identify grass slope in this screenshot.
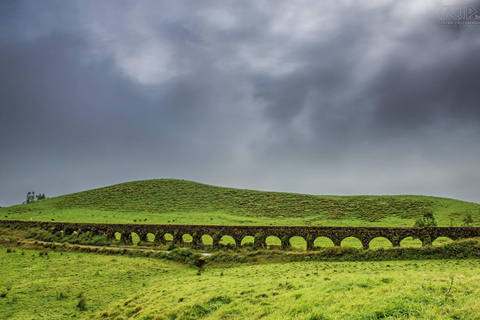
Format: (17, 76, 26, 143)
(2, 247, 480, 320)
(1, 179, 479, 226)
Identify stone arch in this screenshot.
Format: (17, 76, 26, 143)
(432, 236, 454, 246)
(146, 233, 155, 242)
(182, 233, 193, 244)
(289, 236, 307, 250)
(368, 237, 393, 249)
(130, 232, 141, 246)
(266, 235, 281, 249)
(240, 235, 255, 247)
(220, 235, 236, 247)
(164, 233, 174, 244)
(201, 234, 213, 246)
(400, 237, 422, 247)
(341, 237, 363, 248)
(314, 236, 334, 248)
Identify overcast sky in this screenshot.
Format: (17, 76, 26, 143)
(1, 1, 480, 207)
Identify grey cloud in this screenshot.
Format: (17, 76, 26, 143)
(1, 0, 480, 207)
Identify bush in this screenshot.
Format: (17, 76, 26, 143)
(167, 248, 202, 265)
(26, 228, 52, 241)
(90, 235, 107, 246)
(414, 212, 437, 227)
(77, 297, 87, 310)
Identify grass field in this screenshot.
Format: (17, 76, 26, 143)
(1, 179, 479, 227)
(2, 246, 480, 320)
(2, 179, 479, 319)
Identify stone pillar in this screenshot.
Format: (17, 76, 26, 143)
(154, 232, 166, 245)
(106, 231, 117, 242)
(306, 235, 315, 251)
(420, 234, 432, 246)
(360, 238, 370, 250)
(281, 235, 291, 250)
(172, 231, 182, 245)
(212, 232, 222, 248)
(332, 237, 342, 247)
(254, 233, 266, 249)
(232, 236, 242, 248)
(390, 237, 400, 247)
(120, 231, 133, 245)
(137, 232, 148, 245)
(191, 233, 202, 248)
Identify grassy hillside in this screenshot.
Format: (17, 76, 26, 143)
(1, 179, 479, 226)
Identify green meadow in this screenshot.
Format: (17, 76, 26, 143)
(1, 179, 479, 227)
(2, 247, 480, 320)
(1, 179, 480, 319)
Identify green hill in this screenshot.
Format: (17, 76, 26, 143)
(1, 179, 479, 226)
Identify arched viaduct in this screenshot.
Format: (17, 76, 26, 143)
(2, 220, 480, 249)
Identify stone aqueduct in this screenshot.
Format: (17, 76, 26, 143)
(2, 220, 480, 249)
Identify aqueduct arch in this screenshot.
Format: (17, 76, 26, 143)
(1, 220, 479, 250)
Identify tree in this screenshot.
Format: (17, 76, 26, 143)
(26, 192, 35, 204)
(414, 211, 437, 227)
(26, 192, 46, 204)
(36, 193, 46, 201)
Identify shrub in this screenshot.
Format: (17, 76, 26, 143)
(77, 297, 87, 310)
(90, 235, 107, 246)
(167, 248, 202, 265)
(414, 212, 437, 227)
(26, 228, 52, 241)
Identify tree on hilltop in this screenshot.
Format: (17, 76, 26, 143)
(26, 192, 46, 204)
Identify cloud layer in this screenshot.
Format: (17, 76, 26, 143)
(1, 0, 479, 206)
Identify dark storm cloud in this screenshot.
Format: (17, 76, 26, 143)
(1, 0, 480, 206)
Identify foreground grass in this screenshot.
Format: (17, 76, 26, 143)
(0, 247, 186, 319)
(1, 247, 480, 320)
(1, 179, 479, 227)
(101, 260, 480, 320)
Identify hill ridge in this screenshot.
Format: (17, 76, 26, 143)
(1, 179, 479, 227)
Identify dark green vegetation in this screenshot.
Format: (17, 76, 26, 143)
(1, 179, 479, 226)
(2, 246, 480, 319)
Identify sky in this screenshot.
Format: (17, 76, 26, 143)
(1, 0, 480, 207)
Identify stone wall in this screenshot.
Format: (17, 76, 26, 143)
(1, 220, 479, 249)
